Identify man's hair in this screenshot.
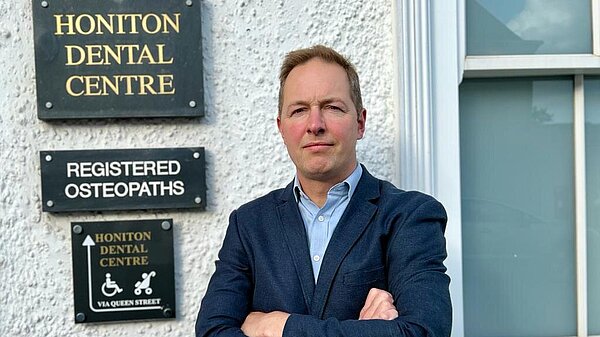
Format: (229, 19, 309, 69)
(278, 45, 363, 116)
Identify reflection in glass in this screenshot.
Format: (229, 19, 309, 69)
(586, 77, 600, 334)
(460, 78, 575, 337)
(467, 0, 592, 55)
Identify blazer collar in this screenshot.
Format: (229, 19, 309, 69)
(276, 184, 315, 311)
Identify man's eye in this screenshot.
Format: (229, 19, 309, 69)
(325, 105, 343, 112)
(291, 108, 306, 115)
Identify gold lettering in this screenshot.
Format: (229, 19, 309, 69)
(103, 45, 121, 65)
(99, 244, 149, 254)
(139, 75, 157, 95)
(66, 75, 84, 96)
(65, 45, 85, 65)
(66, 75, 177, 96)
(116, 14, 126, 34)
(75, 14, 96, 35)
(95, 233, 105, 243)
(99, 256, 149, 267)
(158, 74, 175, 94)
(64, 44, 173, 66)
(85, 45, 104, 65)
(95, 14, 114, 34)
(136, 45, 156, 64)
(94, 231, 152, 242)
(120, 75, 137, 95)
(120, 45, 140, 64)
(101, 75, 120, 95)
(84, 76, 103, 96)
(163, 13, 180, 33)
(123, 14, 143, 34)
(54, 14, 76, 35)
(156, 44, 173, 64)
(141, 13, 161, 34)
(55, 13, 181, 35)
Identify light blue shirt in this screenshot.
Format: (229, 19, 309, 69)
(293, 164, 363, 283)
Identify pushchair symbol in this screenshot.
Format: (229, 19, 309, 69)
(134, 271, 156, 295)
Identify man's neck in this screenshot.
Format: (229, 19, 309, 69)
(296, 178, 332, 208)
(296, 164, 359, 208)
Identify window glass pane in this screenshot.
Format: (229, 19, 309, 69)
(467, 0, 592, 55)
(586, 76, 600, 334)
(460, 78, 576, 337)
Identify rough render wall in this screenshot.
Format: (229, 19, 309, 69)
(0, 0, 396, 336)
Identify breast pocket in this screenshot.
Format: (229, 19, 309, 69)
(343, 265, 386, 287)
(334, 265, 387, 318)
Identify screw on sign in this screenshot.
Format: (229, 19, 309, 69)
(71, 219, 176, 322)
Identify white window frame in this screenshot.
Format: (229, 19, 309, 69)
(394, 1, 465, 336)
(396, 1, 600, 337)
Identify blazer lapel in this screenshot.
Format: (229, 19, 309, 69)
(310, 168, 379, 318)
(276, 183, 315, 312)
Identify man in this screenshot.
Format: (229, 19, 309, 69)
(196, 45, 451, 337)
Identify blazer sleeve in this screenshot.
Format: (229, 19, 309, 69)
(195, 210, 252, 337)
(282, 198, 452, 337)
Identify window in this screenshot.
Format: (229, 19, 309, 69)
(460, 77, 576, 336)
(586, 76, 600, 335)
(467, 0, 592, 55)
(460, 1, 600, 336)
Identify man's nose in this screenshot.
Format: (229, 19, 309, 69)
(307, 107, 326, 135)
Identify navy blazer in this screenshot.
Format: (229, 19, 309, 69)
(196, 167, 451, 337)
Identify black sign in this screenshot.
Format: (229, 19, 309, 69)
(40, 147, 206, 212)
(32, 0, 203, 119)
(71, 219, 175, 323)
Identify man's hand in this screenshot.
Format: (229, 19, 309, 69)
(241, 311, 290, 337)
(359, 288, 399, 320)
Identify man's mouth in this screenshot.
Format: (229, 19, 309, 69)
(303, 142, 333, 149)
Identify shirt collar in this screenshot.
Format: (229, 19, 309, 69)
(293, 164, 363, 203)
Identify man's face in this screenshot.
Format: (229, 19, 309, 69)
(278, 58, 366, 185)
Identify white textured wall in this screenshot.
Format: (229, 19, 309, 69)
(0, 0, 396, 336)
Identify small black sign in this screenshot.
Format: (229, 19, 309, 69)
(71, 219, 175, 323)
(40, 147, 206, 212)
(32, 0, 203, 119)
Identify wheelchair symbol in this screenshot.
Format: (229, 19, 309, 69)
(101, 273, 123, 297)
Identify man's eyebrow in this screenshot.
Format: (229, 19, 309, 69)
(286, 100, 310, 107)
(320, 98, 347, 106)
(284, 98, 349, 112)
(287, 98, 347, 106)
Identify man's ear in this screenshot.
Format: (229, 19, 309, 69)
(277, 116, 285, 142)
(357, 108, 366, 140)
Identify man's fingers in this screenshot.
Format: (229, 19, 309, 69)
(362, 298, 397, 320)
(359, 288, 398, 320)
(359, 288, 380, 319)
(242, 311, 290, 337)
(377, 306, 399, 320)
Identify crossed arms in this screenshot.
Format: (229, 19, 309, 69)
(196, 193, 452, 337)
(241, 288, 398, 337)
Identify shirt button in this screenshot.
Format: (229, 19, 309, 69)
(313, 255, 320, 262)
(318, 216, 325, 222)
